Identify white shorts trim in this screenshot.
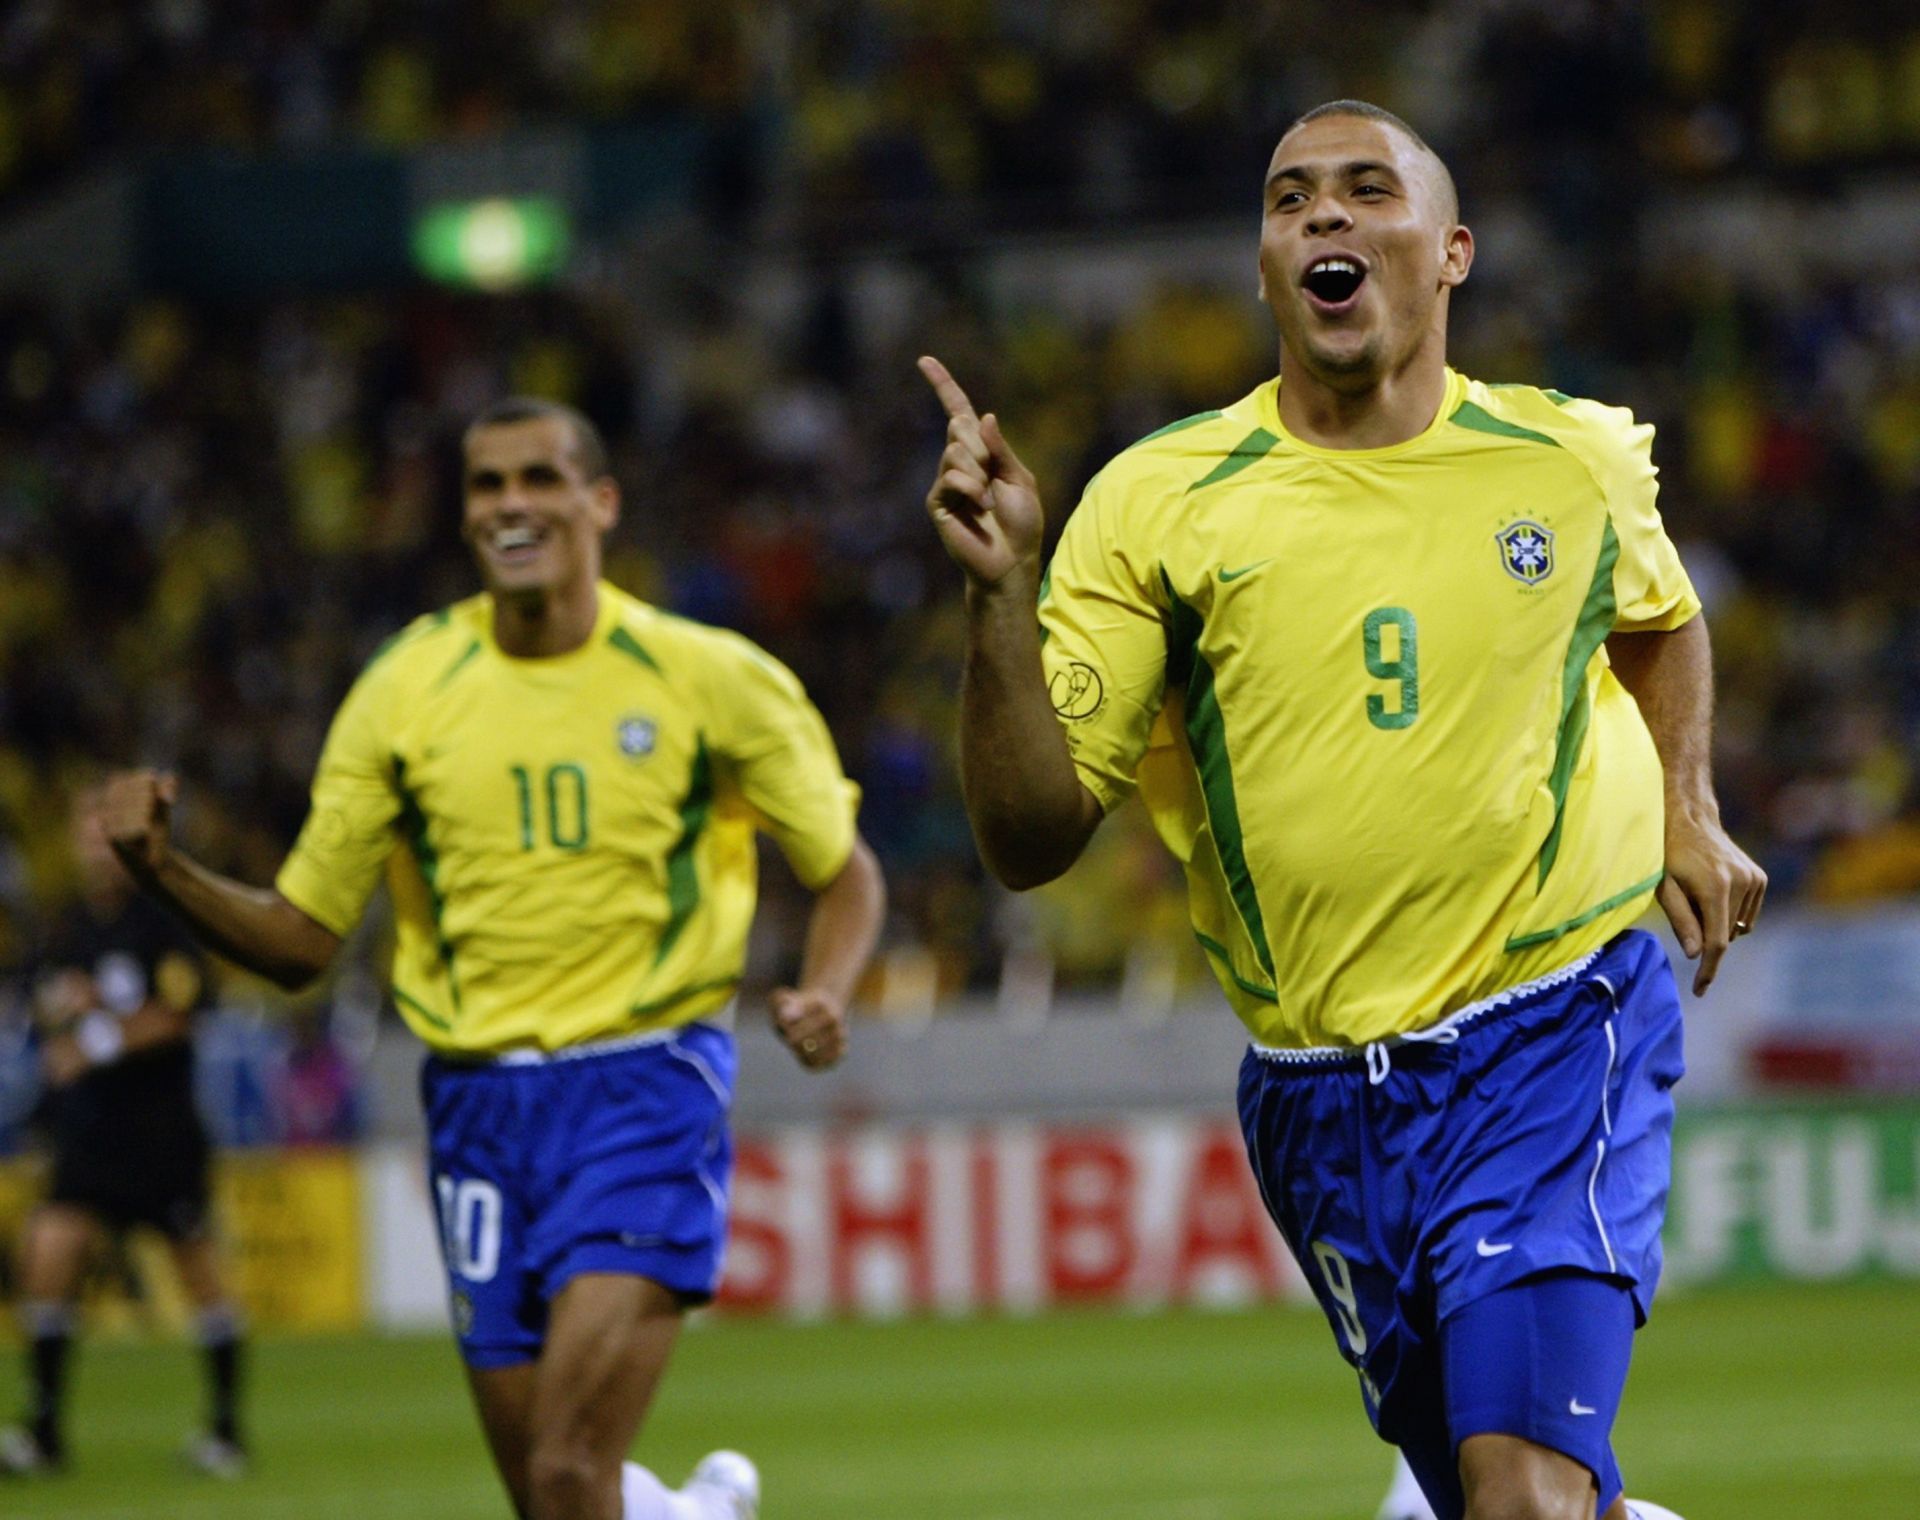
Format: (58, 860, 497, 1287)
(458, 1008, 737, 1067)
(1248, 946, 1606, 1067)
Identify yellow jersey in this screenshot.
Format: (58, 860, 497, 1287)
(1038, 368, 1699, 1048)
(276, 584, 859, 1055)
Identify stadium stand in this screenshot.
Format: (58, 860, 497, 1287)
(0, 0, 1917, 1026)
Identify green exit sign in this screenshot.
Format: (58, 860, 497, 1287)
(412, 197, 570, 291)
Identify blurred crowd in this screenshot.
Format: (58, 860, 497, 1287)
(0, 0, 1917, 1029)
(5, 0, 1920, 214)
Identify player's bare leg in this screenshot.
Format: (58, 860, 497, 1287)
(529, 1274, 682, 1519)
(165, 1232, 247, 1475)
(467, 1360, 540, 1517)
(1459, 1434, 1602, 1520)
(3, 1205, 100, 1472)
(467, 1272, 750, 1520)
(18, 1204, 98, 1302)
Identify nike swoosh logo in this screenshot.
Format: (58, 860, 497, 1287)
(1217, 559, 1273, 583)
(1569, 1398, 1598, 1416)
(1475, 1238, 1514, 1257)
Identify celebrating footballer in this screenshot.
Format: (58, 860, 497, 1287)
(921, 100, 1763, 1520)
(102, 397, 885, 1520)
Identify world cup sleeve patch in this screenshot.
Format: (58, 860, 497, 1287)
(1048, 661, 1106, 720)
(1496, 520, 1556, 584)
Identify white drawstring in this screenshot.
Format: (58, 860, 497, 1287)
(1363, 1022, 1462, 1085)
(1250, 945, 1605, 1076)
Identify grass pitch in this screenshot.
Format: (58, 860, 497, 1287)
(3, 1280, 1915, 1519)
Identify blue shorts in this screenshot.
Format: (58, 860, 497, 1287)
(1237, 930, 1684, 1514)
(421, 1022, 737, 1369)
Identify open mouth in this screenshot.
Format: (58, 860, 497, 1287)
(1301, 256, 1367, 311)
(488, 523, 548, 566)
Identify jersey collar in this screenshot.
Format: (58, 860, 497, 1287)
(481, 581, 621, 666)
(1257, 367, 1468, 461)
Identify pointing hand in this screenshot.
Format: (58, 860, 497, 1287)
(918, 356, 1045, 591)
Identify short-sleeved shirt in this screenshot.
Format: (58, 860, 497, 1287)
(277, 584, 860, 1055)
(1038, 369, 1699, 1048)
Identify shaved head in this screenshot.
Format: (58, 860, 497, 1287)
(1282, 99, 1458, 225)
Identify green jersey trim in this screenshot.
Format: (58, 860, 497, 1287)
(362, 607, 454, 679)
(1486, 382, 1574, 407)
(1193, 930, 1279, 1003)
(393, 757, 463, 1013)
(630, 975, 741, 1020)
(1135, 409, 1224, 446)
(392, 984, 453, 1032)
(1538, 518, 1620, 886)
(1505, 870, 1663, 951)
(1162, 569, 1276, 978)
(1186, 427, 1280, 493)
(1449, 400, 1561, 449)
(433, 638, 483, 691)
(608, 625, 663, 673)
(654, 738, 714, 967)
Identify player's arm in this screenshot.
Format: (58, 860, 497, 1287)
(918, 356, 1102, 889)
(711, 636, 888, 1072)
(101, 770, 342, 990)
(771, 834, 886, 1072)
(1608, 616, 1766, 997)
(1589, 400, 1767, 997)
(41, 993, 194, 1086)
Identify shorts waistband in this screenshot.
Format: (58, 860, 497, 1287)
(432, 1018, 727, 1068)
(1247, 945, 1607, 1084)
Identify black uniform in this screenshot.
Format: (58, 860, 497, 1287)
(32, 895, 211, 1240)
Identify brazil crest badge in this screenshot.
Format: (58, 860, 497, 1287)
(1495, 521, 1555, 585)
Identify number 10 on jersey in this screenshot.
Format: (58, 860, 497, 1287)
(511, 763, 590, 850)
(1363, 607, 1419, 731)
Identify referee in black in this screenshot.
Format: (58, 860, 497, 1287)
(2, 786, 246, 1478)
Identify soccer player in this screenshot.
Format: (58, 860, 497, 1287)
(102, 396, 886, 1520)
(2, 787, 246, 1479)
(919, 100, 1758, 1520)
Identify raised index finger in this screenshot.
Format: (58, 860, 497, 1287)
(917, 355, 978, 422)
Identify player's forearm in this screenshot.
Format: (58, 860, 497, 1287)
(797, 835, 886, 1008)
(58, 1001, 190, 1077)
(118, 1001, 192, 1054)
(961, 573, 1102, 889)
(129, 849, 341, 989)
(1607, 615, 1719, 823)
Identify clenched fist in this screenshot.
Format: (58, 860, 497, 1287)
(770, 986, 848, 1071)
(100, 769, 179, 878)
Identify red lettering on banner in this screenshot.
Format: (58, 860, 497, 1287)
(828, 1136, 934, 1310)
(1043, 1134, 1137, 1301)
(718, 1139, 790, 1312)
(1171, 1126, 1283, 1301)
(971, 1133, 1001, 1309)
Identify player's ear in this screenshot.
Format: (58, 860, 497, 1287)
(1440, 223, 1473, 289)
(592, 477, 620, 534)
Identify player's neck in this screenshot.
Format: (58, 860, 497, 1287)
(1277, 344, 1450, 451)
(490, 579, 601, 658)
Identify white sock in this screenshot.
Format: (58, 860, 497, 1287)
(621, 1460, 704, 1520)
